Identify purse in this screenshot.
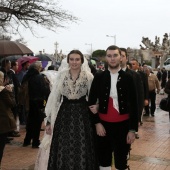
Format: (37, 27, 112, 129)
(159, 97, 169, 112)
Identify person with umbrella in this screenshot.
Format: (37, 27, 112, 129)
(0, 59, 11, 85)
(0, 59, 20, 138)
(16, 61, 30, 84)
(0, 71, 16, 169)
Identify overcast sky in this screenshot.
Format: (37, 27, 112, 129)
(20, 0, 170, 55)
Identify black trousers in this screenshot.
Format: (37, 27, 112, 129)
(0, 133, 8, 164)
(24, 101, 42, 146)
(145, 90, 156, 115)
(96, 120, 130, 169)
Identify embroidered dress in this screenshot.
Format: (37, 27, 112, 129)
(47, 70, 97, 170)
(35, 68, 98, 170)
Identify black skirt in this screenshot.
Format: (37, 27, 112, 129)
(47, 96, 99, 170)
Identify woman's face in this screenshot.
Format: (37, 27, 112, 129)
(0, 72, 4, 86)
(68, 53, 82, 70)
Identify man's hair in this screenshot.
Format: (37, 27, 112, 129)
(127, 62, 132, 69)
(21, 61, 29, 68)
(131, 58, 139, 64)
(120, 48, 128, 58)
(1, 59, 10, 68)
(29, 61, 42, 70)
(11, 61, 17, 68)
(106, 45, 121, 55)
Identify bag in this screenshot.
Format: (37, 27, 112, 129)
(159, 97, 169, 112)
(18, 81, 29, 112)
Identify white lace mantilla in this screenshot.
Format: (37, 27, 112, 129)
(62, 70, 90, 100)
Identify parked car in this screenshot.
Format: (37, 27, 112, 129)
(157, 58, 170, 70)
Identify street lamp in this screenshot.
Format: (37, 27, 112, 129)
(106, 35, 116, 45)
(85, 43, 93, 57)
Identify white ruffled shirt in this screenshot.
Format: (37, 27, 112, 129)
(109, 70, 119, 112)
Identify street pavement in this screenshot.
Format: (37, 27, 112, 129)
(1, 93, 170, 170)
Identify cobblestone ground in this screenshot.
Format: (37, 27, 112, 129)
(1, 93, 170, 170)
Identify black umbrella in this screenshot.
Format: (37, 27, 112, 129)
(0, 55, 22, 62)
(35, 54, 52, 61)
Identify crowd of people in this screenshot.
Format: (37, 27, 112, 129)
(0, 45, 170, 170)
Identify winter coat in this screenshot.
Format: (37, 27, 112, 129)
(0, 87, 16, 134)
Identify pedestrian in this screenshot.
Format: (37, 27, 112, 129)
(22, 61, 50, 148)
(130, 59, 149, 119)
(0, 59, 12, 85)
(88, 45, 138, 170)
(161, 67, 167, 90)
(16, 61, 30, 83)
(156, 68, 162, 82)
(164, 77, 170, 121)
(120, 48, 144, 139)
(0, 71, 16, 169)
(144, 68, 160, 116)
(35, 50, 98, 170)
(0, 59, 20, 138)
(16, 60, 30, 125)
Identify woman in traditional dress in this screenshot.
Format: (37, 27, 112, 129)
(35, 50, 98, 170)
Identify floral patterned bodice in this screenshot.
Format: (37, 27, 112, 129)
(61, 71, 89, 100)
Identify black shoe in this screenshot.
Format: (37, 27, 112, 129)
(151, 114, 155, 117)
(6, 137, 14, 143)
(8, 132, 21, 137)
(135, 134, 139, 139)
(23, 142, 31, 147)
(143, 114, 149, 116)
(14, 130, 19, 134)
(32, 145, 39, 148)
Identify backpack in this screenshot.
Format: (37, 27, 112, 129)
(159, 97, 169, 112)
(18, 81, 29, 112)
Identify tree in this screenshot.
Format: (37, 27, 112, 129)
(0, 0, 78, 35)
(92, 50, 106, 58)
(140, 34, 170, 68)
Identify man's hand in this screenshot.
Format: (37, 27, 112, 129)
(89, 104, 99, 114)
(95, 123, 106, 136)
(127, 132, 135, 144)
(45, 125, 52, 135)
(144, 99, 149, 106)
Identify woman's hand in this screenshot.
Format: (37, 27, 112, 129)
(5, 85, 12, 92)
(95, 123, 106, 136)
(89, 104, 99, 114)
(45, 125, 52, 135)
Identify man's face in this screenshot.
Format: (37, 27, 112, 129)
(26, 62, 30, 70)
(120, 51, 128, 68)
(6, 61, 11, 71)
(130, 60, 138, 71)
(13, 62, 19, 72)
(106, 49, 122, 69)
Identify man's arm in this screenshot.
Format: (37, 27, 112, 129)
(88, 73, 101, 124)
